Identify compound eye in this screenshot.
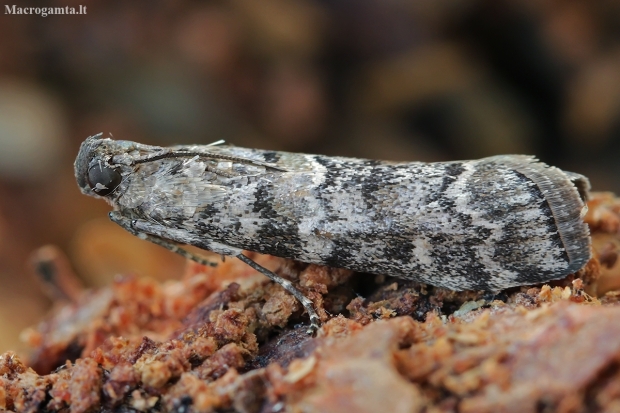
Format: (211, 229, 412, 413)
(87, 164, 121, 196)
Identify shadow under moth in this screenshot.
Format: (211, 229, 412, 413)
(75, 134, 591, 333)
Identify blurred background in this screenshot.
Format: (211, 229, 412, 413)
(1, 0, 620, 353)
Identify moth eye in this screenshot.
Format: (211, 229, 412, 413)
(87, 164, 122, 196)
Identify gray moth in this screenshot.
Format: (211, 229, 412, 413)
(75, 134, 592, 333)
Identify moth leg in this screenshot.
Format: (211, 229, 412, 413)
(236, 253, 320, 335)
(109, 211, 321, 334)
(135, 233, 218, 267)
(108, 212, 219, 267)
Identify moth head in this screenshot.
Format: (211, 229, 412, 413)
(74, 133, 129, 199)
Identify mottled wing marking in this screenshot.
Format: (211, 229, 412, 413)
(75, 136, 592, 293)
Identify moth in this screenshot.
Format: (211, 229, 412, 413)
(75, 134, 592, 333)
